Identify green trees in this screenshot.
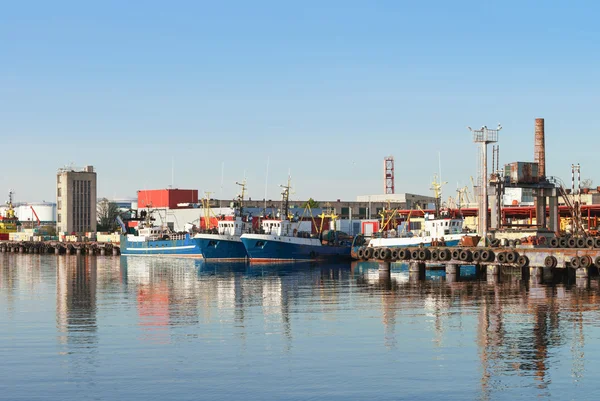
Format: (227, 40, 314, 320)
(302, 198, 320, 209)
(97, 198, 120, 232)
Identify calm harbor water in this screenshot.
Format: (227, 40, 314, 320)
(2, 254, 600, 400)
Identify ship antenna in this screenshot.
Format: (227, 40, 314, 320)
(235, 179, 247, 216)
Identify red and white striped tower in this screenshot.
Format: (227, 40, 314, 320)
(384, 156, 395, 194)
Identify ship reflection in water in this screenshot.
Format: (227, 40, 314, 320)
(2, 254, 600, 400)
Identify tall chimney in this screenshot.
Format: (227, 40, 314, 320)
(534, 118, 545, 179)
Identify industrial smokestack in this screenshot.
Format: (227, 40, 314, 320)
(534, 118, 545, 179)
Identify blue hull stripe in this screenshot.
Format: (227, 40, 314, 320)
(120, 235, 203, 257)
(241, 237, 350, 261)
(195, 238, 248, 260)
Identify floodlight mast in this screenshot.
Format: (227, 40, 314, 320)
(468, 124, 501, 246)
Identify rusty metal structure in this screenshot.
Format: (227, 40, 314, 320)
(384, 156, 395, 194)
(489, 118, 559, 235)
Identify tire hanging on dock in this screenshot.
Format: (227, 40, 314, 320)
(517, 255, 529, 268)
(570, 256, 580, 268)
(580, 256, 592, 268)
(544, 255, 557, 268)
(357, 248, 365, 259)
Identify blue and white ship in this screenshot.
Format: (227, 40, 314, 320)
(240, 179, 352, 262)
(366, 211, 469, 249)
(120, 226, 204, 258)
(193, 218, 249, 260)
(192, 181, 250, 260)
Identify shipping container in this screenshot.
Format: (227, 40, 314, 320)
(504, 162, 539, 184)
(361, 220, 379, 236)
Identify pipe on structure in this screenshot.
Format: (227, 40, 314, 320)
(534, 118, 545, 179)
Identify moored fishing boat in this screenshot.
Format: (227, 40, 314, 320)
(120, 226, 204, 257)
(192, 181, 250, 260)
(240, 178, 353, 262)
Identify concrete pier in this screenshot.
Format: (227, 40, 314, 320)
(378, 261, 391, 271)
(445, 264, 460, 275)
(409, 262, 426, 281)
(576, 267, 589, 278)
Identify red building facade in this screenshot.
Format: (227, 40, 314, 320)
(137, 189, 199, 209)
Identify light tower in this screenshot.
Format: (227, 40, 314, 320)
(384, 156, 395, 194)
(468, 124, 501, 245)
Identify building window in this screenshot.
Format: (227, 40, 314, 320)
(341, 207, 349, 218)
(57, 213, 61, 223)
(57, 200, 61, 210)
(57, 188, 61, 197)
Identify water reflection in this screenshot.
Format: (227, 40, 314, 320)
(3, 255, 600, 399)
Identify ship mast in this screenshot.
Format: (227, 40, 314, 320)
(279, 176, 291, 220)
(235, 179, 247, 216)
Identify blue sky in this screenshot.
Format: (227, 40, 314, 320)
(1, 0, 599, 204)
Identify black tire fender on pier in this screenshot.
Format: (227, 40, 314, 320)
(438, 249, 450, 261)
(381, 248, 392, 260)
(390, 249, 399, 260)
(517, 255, 529, 268)
(411, 249, 420, 260)
(567, 237, 577, 248)
(398, 249, 407, 260)
(549, 237, 559, 248)
(451, 249, 461, 260)
(544, 255, 557, 268)
(594, 256, 600, 268)
(481, 250, 493, 262)
(430, 249, 439, 261)
(506, 251, 518, 264)
(373, 248, 381, 260)
(472, 250, 481, 262)
(418, 249, 428, 261)
(594, 238, 600, 249)
(586, 237, 595, 248)
(576, 238, 586, 248)
(580, 256, 592, 268)
(497, 252, 507, 264)
(357, 248, 365, 259)
(558, 237, 568, 248)
(571, 256, 580, 269)
(364, 247, 374, 259)
(459, 250, 471, 262)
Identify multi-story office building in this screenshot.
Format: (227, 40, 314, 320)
(56, 166, 97, 233)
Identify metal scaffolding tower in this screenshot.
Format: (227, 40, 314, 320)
(384, 156, 395, 194)
(468, 124, 501, 245)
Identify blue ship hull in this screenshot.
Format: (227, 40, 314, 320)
(120, 235, 204, 258)
(241, 237, 351, 262)
(194, 237, 248, 260)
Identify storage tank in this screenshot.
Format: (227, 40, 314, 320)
(15, 202, 57, 223)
